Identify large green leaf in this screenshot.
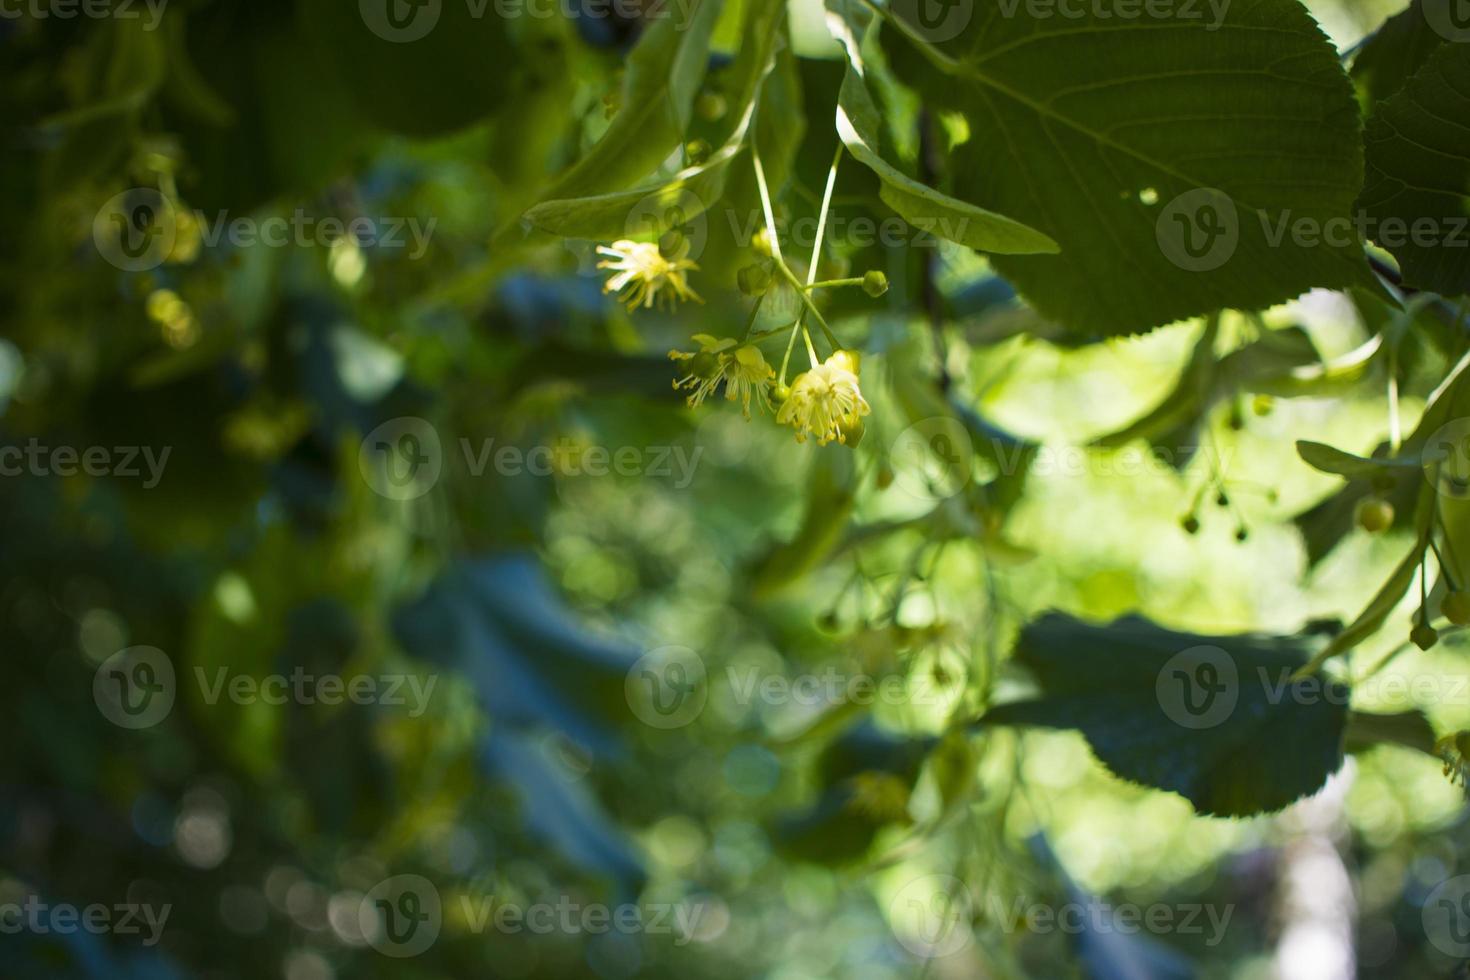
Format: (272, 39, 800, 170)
(983, 614, 1350, 816)
(875, 0, 1370, 335)
(825, 4, 1057, 255)
(1358, 42, 1470, 296)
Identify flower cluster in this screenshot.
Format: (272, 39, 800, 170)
(669, 335, 774, 418)
(601, 238, 875, 447)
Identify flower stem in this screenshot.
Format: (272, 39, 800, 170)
(779, 319, 801, 386)
(775, 260, 840, 350)
(807, 145, 843, 288)
(751, 149, 785, 265)
(805, 278, 865, 291)
(739, 291, 768, 342)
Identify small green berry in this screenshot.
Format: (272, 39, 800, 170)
(695, 91, 727, 121)
(685, 139, 712, 166)
(862, 270, 889, 298)
(1235, 527, 1249, 542)
(1355, 497, 1395, 534)
(737, 264, 771, 296)
(1215, 491, 1230, 508)
(1444, 591, 1470, 627)
(1181, 515, 1200, 535)
(1252, 394, 1274, 416)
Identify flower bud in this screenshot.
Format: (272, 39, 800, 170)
(862, 270, 889, 298)
(685, 139, 712, 166)
(828, 349, 861, 376)
(751, 227, 775, 257)
(737, 264, 771, 296)
(696, 91, 727, 121)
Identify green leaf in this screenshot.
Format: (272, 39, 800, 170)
(537, 0, 722, 203)
(1358, 42, 1470, 296)
(1295, 439, 1419, 479)
(876, 0, 1370, 335)
(983, 614, 1350, 816)
(525, 0, 786, 240)
(825, 5, 1058, 255)
(1345, 708, 1438, 757)
(1351, 0, 1445, 110)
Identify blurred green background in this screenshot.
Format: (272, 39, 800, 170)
(3, 0, 1469, 978)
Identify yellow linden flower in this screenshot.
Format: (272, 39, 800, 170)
(777, 350, 871, 445)
(669, 334, 774, 418)
(1436, 731, 1470, 790)
(597, 238, 701, 311)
